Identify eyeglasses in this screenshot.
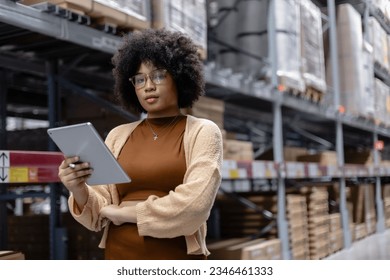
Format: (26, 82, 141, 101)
(129, 69, 168, 89)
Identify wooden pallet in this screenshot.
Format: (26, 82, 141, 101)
(305, 86, 324, 103)
(20, 1, 149, 35)
(288, 86, 324, 103)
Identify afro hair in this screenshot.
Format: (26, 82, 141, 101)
(112, 29, 205, 114)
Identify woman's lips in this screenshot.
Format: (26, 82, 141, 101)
(145, 95, 158, 103)
(146, 97, 157, 103)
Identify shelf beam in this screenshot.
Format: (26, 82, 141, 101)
(0, 0, 122, 54)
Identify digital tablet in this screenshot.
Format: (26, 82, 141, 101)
(47, 122, 131, 185)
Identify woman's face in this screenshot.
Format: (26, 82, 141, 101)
(132, 62, 180, 118)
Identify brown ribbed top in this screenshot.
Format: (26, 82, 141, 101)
(105, 115, 205, 259)
(117, 115, 187, 200)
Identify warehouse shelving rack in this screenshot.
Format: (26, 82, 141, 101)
(0, 0, 390, 259)
(206, 0, 390, 259)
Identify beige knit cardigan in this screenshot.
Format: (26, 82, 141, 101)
(68, 115, 223, 256)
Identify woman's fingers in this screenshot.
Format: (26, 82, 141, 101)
(58, 156, 92, 190)
(59, 156, 79, 169)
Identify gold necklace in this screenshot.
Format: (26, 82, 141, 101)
(145, 115, 180, 141)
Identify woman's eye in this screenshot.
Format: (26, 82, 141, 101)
(135, 76, 145, 84)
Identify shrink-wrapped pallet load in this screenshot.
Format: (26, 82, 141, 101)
(92, 0, 151, 30)
(211, 0, 239, 69)
(327, 4, 367, 118)
(374, 78, 390, 126)
(235, 0, 269, 78)
(268, 0, 305, 93)
(152, 0, 207, 59)
(367, 16, 389, 73)
(300, 0, 326, 96)
(214, 0, 304, 93)
(361, 41, 376, 120)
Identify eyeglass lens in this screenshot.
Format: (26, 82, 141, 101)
(131, 69, 167, 89)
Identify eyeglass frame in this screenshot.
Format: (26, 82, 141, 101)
(129, 69, 168, 89)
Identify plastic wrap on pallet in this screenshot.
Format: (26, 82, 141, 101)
(93, 0, 151, 29)
(374, 78, 390, 126)
(371, 0, 389, 16)
(273, 0, 305, 93)
(386, 2, 390, 19)
(300, 0, 326, 94)
(361, 41, 376, 120)
(212, 0, 239, 69)
(388, 34, 390, 72)
(327, 4, 365, 117)
(235, 0, 268, 78)
(367, 16, 389, 73)
(152, 0, 207, 53)
(235, 0, 304, 92)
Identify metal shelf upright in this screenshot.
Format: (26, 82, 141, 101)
(327, 0, 352, 248)
(268, 0, 290, 260)
(362, 0, 389, 233)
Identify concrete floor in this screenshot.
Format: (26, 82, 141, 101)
(325, 229, 390, 260)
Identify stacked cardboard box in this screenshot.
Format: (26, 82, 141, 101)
(304, 187, 330, 259)
(207, 237, 252, 259)
(383, 184, 390, 228)
(0, 251, 25, 260)
(223, 139, 254, 161)
(183, 96, 224, 130)
(208, 238, 282, 260)
(257, 146, 309, 162)
(328, 213, 343, 254)
(296, 150, 337, 166)
(350, 184, 377, 237)
(354, 223, 368, 240)
(286, 194, 310, 259)
(385, 196, 390, 228)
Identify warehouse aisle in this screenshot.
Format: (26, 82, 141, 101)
(325, 229, 390, 260)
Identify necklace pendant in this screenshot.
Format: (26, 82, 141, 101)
(153, 134, 158, 140)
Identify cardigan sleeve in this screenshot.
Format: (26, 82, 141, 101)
(136, 120, 222, 238)
(68, 127, 121, 232)
(68, 184, 113, 232)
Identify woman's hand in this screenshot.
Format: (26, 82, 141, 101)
(58, 156, 92, 192)
(100, 201, 141, 225)
(58, 156, 93, 210)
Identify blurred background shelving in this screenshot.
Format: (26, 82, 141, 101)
(1, 0, 390, 260)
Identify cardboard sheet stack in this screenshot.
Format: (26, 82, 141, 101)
(327, 4, 375, 120)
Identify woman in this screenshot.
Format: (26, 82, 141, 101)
(58, 29, 223, 260)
